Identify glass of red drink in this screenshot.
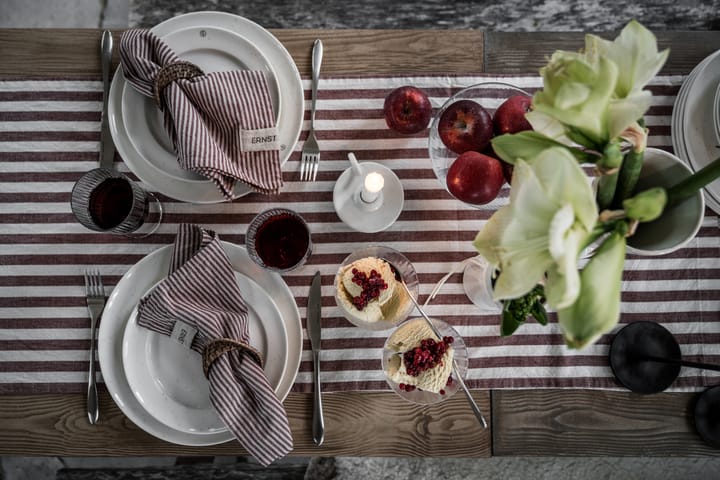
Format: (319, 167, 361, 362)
(70, 167, 162, 237)
(245, 208, 312, 273)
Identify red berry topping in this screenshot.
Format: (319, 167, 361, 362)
(350, 266, 389, 311)
(402, 336, 452, 377)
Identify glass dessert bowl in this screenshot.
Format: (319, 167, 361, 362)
(428, 81, 532, 208)
(334, 245, 419, 331)
(382, 317, 468, 405)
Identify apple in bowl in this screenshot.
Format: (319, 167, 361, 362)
(446, 151, 504, 205)
(437, 100, 493, 154)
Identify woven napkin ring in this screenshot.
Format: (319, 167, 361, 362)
(153, 61, 205, 110)
(202, 338, 264, 378)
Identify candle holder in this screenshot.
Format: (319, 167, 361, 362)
(333, 153, 404, 233)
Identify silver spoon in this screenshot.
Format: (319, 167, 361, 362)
(384, 259, 488, 429)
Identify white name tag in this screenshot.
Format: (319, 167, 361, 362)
(238, 126, 280, 152)
(170, 319, 198, 349)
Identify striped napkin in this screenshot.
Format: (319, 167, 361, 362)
(136, 224, 292, 465)
(119, 29, 283, 199)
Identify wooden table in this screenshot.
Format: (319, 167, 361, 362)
(0, 28, 719, 458)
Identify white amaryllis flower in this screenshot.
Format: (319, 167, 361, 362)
(473, 146, 597, 309)
(527, 20, 668, 149)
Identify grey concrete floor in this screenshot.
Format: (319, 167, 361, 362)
(2, 0, 720, 479)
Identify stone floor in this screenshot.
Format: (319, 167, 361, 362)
(2, 0, 720, 478)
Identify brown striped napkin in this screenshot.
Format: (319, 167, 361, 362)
(136, 224, 292, 465)
(119, 29, 283, 199)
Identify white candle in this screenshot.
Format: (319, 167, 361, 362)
(361, 171, 384, 203)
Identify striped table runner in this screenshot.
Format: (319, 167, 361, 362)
(0, 74, 718, 396)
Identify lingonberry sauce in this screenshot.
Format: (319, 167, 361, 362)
(255, 213, 310, 270)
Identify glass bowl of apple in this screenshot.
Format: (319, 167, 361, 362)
(428, 82, 533, 208)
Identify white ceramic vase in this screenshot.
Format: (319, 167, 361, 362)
(625, 148, 705, 255)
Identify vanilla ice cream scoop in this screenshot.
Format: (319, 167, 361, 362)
(335, 256, 409, 324)
(385, 318, 454, 394)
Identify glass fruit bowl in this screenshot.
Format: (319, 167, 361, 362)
(382, 317, 468, 405)
(333, 245, 419, 331)
(428, 81, 532, 208)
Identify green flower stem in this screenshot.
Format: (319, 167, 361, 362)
(666, 156, 720, 207)
(595, 141, 624, 210)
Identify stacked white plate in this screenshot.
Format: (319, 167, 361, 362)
(98, 241, 303, 446)
(108, 12, 304, 203)
(671, 49, 720, 214)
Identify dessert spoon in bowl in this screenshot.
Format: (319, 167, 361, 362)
(383, 258, 488, 429)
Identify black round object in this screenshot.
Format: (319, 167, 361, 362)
(694, 386, 720, 448)
(609, 321, 681, 394)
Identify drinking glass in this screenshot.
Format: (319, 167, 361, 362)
(70, 168, 162, 237)
(245, 208, 312, 273)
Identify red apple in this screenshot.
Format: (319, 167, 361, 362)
(483, 144, 514, 186)
(383, 86, 432, 134)
(446, 151, 504, 205)
(500, 160, 514, 185)
(438, 100, 493, 154)
(493, 95, 533, 135)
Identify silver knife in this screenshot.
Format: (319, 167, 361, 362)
(99, 30, 115, 170)
(307, 271, 325, 446)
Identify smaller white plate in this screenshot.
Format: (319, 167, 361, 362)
(122, 272, 288, 435)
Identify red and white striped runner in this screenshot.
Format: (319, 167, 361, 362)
(0, 74, 718, 396)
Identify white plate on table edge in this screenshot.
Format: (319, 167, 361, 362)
(121, 25, 282, 185)
(713, 80, 720, 146)
(98, 241, 302, 446)
(670, 51, 720, 214)
(108, 11, 304, 203)
(680, 49, 720, 211)
(121, 271, 288, 436)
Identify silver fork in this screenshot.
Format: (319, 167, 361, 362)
(84, 269, 105, 425)
(300, 39, 323, 181)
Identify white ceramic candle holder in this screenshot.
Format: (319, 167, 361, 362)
(333, 153, 404, 233)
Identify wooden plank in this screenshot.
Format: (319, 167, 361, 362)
(484, 31, 720, 74)
(0, 389, 491, 457)
(492, 390, 719, 456)
(0, 28, 483, 78)
(273, 29, 483, 75)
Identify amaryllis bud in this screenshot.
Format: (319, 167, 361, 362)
(623, 187, 667, 222)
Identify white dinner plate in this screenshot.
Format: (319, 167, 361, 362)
(98, 241, 302, 446)
(713, 81, 720, 146)
(108, 12, 304, 203)
(121, 25, 281, 185)
(671, 50, 720, 214)
(678, 49, 720, 212)
(121, 271, 288, 436)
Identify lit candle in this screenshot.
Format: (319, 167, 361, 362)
(361, 171, 384, 203)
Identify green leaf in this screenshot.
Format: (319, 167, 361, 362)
(491, 131, 595, 165)
(501, 302, 524, 336)
(531, 302, 548, 326)
(558, 231, 626, 349)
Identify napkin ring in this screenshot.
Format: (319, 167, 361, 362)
(153, 61, 204, 110)
(202, 338, 264, 378)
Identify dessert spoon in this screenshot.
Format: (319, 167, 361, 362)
(384, 258, 488, 429)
